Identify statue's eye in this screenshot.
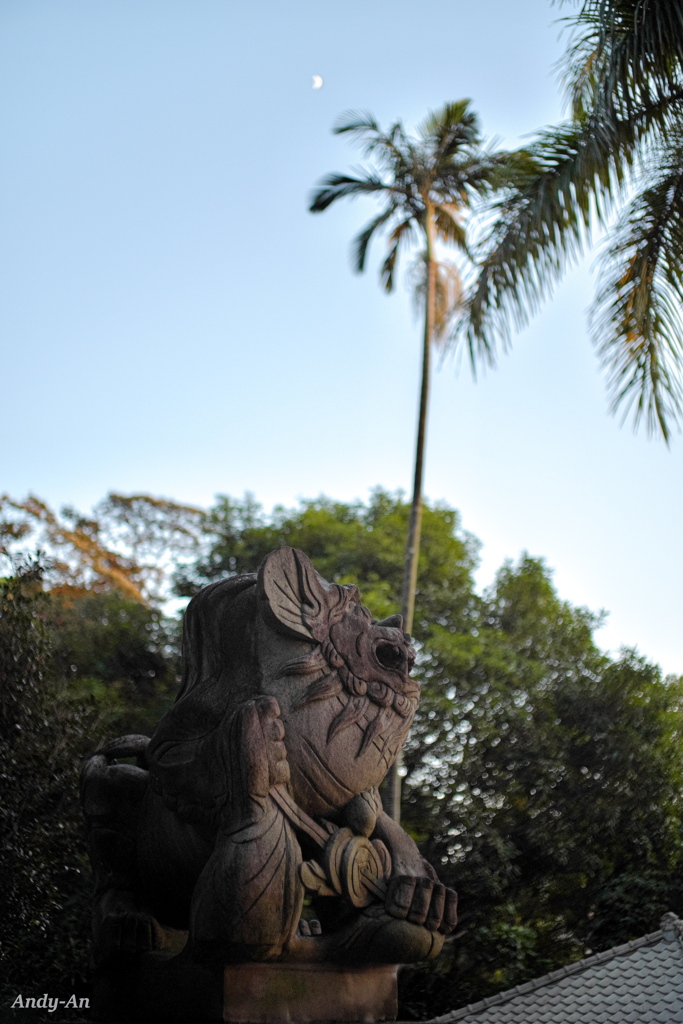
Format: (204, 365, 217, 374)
(375, 642, 405, 671)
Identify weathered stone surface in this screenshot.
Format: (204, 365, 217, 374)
(223, 962, 398, 1023)
(81, 548, 458, 1021)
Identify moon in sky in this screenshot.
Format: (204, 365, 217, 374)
(312, 75, 323, 89)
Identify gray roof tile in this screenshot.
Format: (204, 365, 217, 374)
(429, 912, 683, 1024)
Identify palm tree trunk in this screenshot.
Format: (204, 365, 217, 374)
(386, 211, 436, 822)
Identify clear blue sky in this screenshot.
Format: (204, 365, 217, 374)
(2, 0, 681, 674)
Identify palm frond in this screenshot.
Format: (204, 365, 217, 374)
(590, 149, 683, 441)
(333, 110, 382, 137)
(380, 219, 416, 293)
(308, 171, 388, 213)
(459, 111, 640, 367)
(333, 110, 411, 170)
(419, 100, 471, 139)
(562, 29, 602, 122)
(418, 100, 481, 162)
(559, 0, 683, 121)
(351, 205, 396, 273)
(436, 154, 504, 204)
(433, 204, 469, 253)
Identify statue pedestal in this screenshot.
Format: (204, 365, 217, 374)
(223, 962, 397, 1022)
(94, 955, 398, 1022)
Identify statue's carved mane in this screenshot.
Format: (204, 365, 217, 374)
(176, 573, 259, 705)
(147, 573, 262, 820)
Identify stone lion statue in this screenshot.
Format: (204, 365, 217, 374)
(81, 548, 457, 970)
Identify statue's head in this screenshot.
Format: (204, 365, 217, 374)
(151, 548, 418, 818)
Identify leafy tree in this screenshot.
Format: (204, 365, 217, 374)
(399, 556, 683, 1016)
(0, 563, 181, 1017)
(175, 489, 479, 643)
(48, 590, 180, 736)
(0, 492, 207, 604)
(0, 495, 150, 602)
(461, 0, 683, 440)
(0, 563, 97, 1017)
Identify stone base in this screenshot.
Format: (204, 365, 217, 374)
(94, 956, 398, 1022)
(223, 962, 397, 1022)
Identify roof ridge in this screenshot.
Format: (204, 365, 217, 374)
(661, 911, 683, 960)
(429, 926, 666, 1023)
(661, 911, 683, 938)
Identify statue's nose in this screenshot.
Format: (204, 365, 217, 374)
(375, 613, 412, 644)
(376, 613, 403, 631)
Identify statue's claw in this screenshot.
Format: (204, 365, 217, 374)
(384, 876, 458, 935)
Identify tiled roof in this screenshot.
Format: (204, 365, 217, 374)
(430, 912, 683, 1024)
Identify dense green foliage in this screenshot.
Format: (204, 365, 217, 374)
(0, 567, 179, 1018)
(2, 491, 682, 1019)
(401, 558, 683, 1015)
(48, 590, 179, 734)
(0, 565, 94, 1014)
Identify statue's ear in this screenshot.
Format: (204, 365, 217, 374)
(257, 547, 358, 643)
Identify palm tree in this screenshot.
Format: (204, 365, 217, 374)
(309, 101, 511, 819)
(461, 0, 683, 441)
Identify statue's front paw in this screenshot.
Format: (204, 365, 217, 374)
(384, 875, 458, 935)
(93, 889, 153, 962)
